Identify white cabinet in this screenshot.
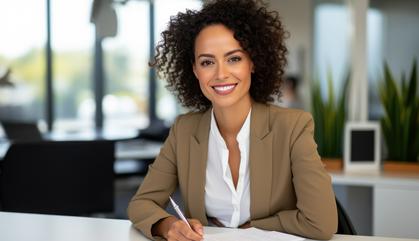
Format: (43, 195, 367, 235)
(331, 171, 419, 239)
(374, 185, 419, 238)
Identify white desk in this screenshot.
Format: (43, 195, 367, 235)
(0, 212, 416, 241)
(331, 171, 419, 239)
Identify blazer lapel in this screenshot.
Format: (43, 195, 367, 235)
(187, 109, 211, 225)
(249, 102, 273, 219)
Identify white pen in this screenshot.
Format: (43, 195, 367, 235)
(169, 196, 192, 229)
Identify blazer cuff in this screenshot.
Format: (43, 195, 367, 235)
(250, 215, 284, 232)
(137, 211, 173, 240)
(276, 209, 298, 232)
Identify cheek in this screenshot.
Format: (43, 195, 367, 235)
(197, 78, 206, 91)
(195, 69, 213, 86)
(196, 72, 212, 97)
(232, 66, 252, 83)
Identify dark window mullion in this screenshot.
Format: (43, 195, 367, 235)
(94, 38, 104, 130)
(46, 0, 53, 132)
(148, 0, 158, 123)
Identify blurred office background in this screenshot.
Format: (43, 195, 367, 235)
(0, 0, 418, 239)
(2, 0, 418, 133)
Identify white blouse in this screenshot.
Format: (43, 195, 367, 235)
(204, 109, 251, 227)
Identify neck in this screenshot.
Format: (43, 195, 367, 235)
(213, 96, 252, 139)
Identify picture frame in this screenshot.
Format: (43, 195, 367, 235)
(344, 122, 381, 172)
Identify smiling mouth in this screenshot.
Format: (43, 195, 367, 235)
(212, 83, 237, 95)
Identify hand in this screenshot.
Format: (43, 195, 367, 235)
(163, 217, 203, 241)
(239, 221, 251, 229)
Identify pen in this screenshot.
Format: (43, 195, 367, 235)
(169, 196, 192, 229)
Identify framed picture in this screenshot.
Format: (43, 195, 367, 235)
(344, 122, 381, 172)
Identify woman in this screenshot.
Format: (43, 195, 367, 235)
(128, 0, 337, 240)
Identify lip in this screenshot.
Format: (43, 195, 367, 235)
(211, 83, 237, 96)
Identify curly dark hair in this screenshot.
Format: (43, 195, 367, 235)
(151, 0, 288, 111)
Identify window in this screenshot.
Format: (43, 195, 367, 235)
(103, 1, 150, 131)
(0, 0, 46, 125)
(51, 0, 95, 132)
(314, 1, 350, 96)
(0, 0, 204, 135)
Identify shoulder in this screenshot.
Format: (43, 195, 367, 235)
(267, 104, 313, 126)
(170, 110, 209, 136)
(264, 104, 314, 137)
(174, 110, 206, 127)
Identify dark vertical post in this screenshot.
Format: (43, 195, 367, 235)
(46, 0, 54, 131)
(148, 0, 157, 122)
(94, 38, 104, 130)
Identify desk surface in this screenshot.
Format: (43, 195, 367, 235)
(0, 212, 416, 241)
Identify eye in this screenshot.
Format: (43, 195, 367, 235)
(200, 59, 214, 67)
(228, 56, 242, 63)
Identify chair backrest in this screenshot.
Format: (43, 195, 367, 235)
(336, 197, 357, 235)
(0, 140, 115, 216)
(1, 121, 43, 142)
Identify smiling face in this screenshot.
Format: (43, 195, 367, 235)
(193, 24, 254, 110)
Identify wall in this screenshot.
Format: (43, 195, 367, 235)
(268, 0, 314, 109)
(370, 0, 419, 79)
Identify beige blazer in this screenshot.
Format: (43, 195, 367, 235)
(128, 102, 337, 240)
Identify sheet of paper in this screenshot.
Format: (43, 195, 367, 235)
(204, 227, 306, 241)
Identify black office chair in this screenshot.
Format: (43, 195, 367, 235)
(0, 140, 115, 216)
(1, 120, 43, 142)
(336, 197, 357, 235)
(136, 119, 170, 142)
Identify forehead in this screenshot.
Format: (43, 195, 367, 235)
(194, 24, 242, 54)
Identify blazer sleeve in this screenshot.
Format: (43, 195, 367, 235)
(127, 117, 180, 240)
(251, 112, 338, 240)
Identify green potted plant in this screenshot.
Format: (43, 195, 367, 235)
(380, 60, 419, 172)
(311, 71, 349, 171)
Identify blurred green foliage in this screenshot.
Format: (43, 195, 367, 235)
(379, 60, 419, 162)
(311, 71, 349, 158)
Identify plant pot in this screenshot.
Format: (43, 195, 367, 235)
(322, 158, 343, 172)
(383, 161, 419, 174)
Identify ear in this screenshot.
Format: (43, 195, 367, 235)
(250, 61, 255, 73)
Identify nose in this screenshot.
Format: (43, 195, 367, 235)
(216, 62, 229, 80)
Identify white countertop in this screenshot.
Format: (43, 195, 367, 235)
(331, 171, 419, 189)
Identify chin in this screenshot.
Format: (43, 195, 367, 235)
(211, 97, 241, 109)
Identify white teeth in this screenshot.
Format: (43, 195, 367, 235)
(213, 85, 235, 91)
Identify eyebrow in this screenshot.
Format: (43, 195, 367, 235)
(197, 49, 244, 58)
